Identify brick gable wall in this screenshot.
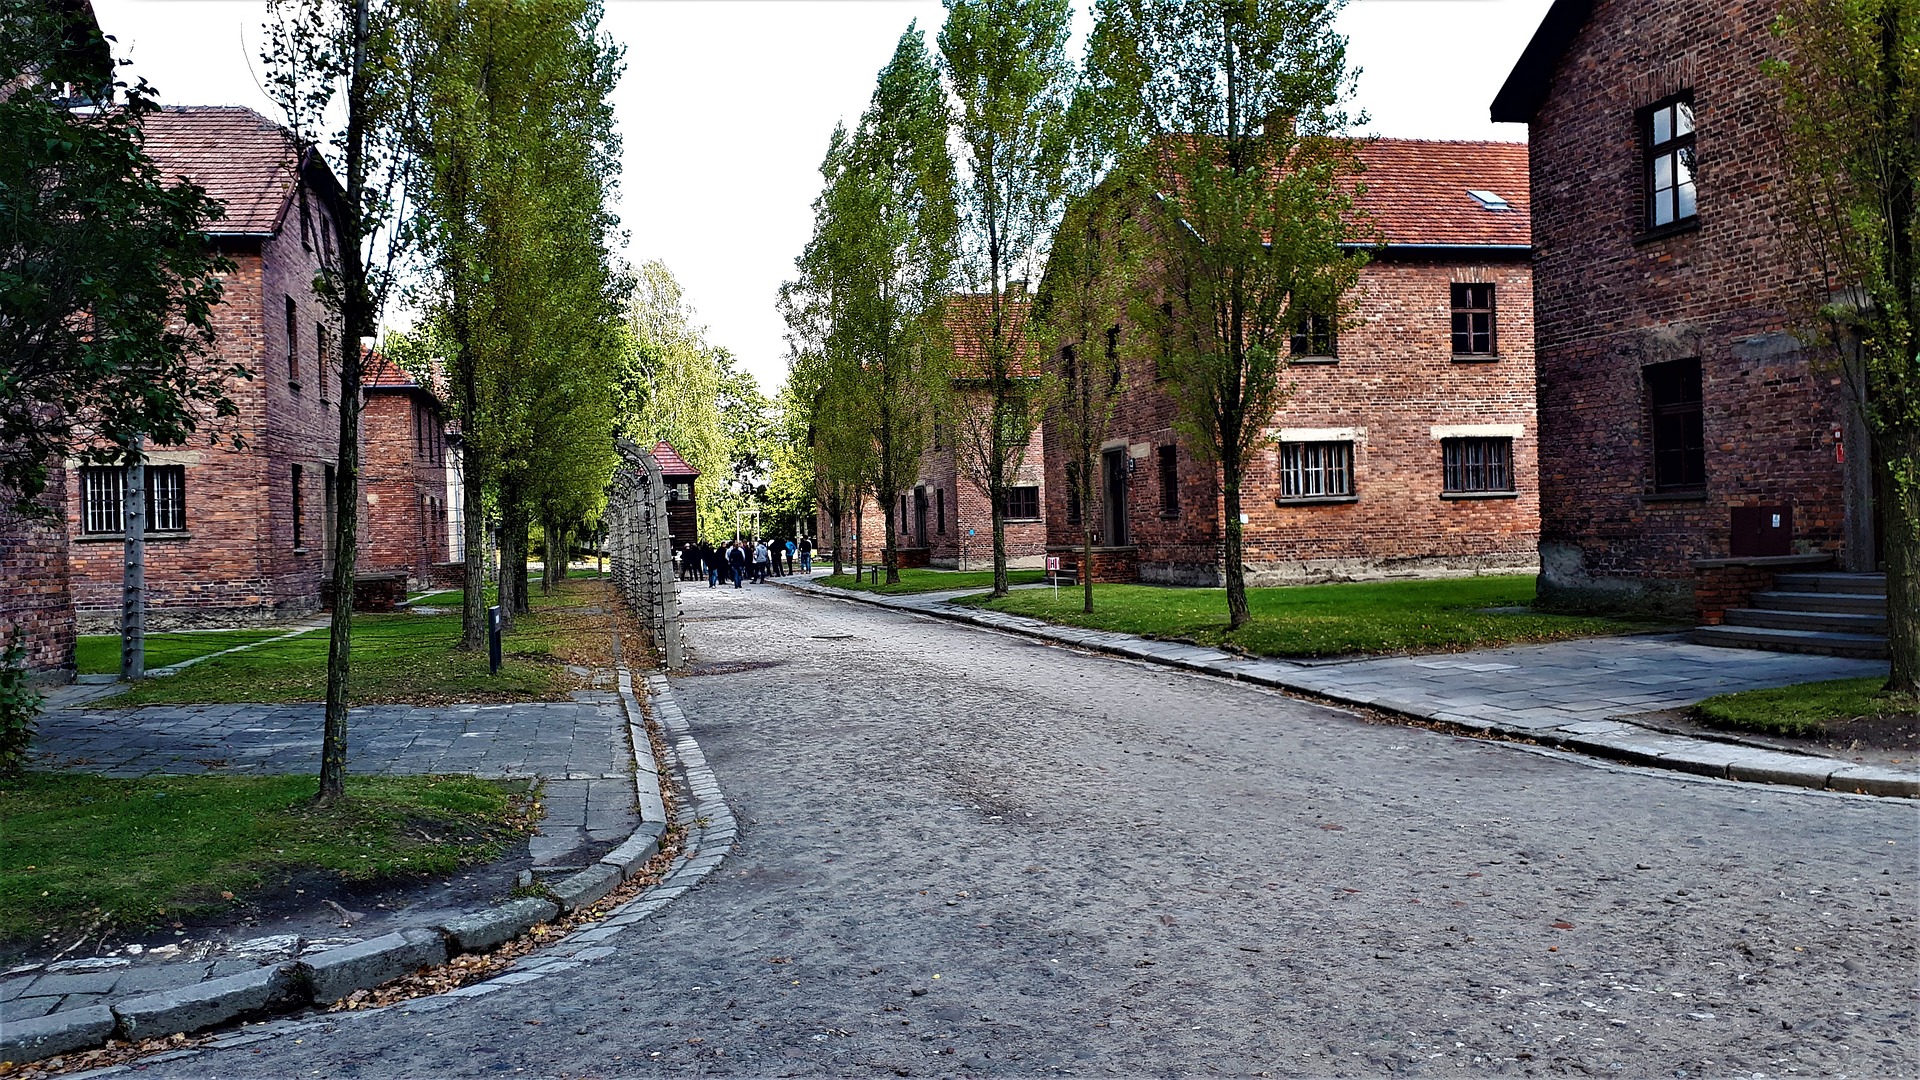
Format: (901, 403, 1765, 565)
(66, 190, 349, 631)
(1526, 0, 1866, 614)
(361, 389, 452, 585)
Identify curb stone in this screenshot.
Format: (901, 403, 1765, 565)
(0, 664, 702, 1066)
(783, 578, 1917, 800)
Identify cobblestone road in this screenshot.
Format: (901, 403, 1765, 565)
(145, 583, 1917, 1078)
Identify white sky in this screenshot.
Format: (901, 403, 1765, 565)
(92, 0, 1552, 392)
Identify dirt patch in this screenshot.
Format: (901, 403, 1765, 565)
(1622, 707, 1917, 769)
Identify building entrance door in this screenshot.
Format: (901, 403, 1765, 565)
(1102, 447, 1129, 546)
(913, 487, 929, 547)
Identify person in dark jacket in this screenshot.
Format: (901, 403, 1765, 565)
(799, 536, 813, 572)
(726, 540, 746, 588)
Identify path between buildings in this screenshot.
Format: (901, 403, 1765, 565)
(780, 576, 1914, 798)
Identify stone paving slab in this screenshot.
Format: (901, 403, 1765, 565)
(787, 577, 1912, 798)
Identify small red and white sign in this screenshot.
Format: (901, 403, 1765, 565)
(1045, 556, 1061, 573)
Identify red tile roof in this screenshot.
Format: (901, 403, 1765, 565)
(944, 292, 1038, 378)
(1347, 139, 1530, 247)
(361, 351, 416, 389)
(651, 441, 697, 478)
(136, 107, 304, 235)
(1151, 136, 1530, 249)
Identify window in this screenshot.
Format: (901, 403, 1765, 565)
(146, 465, 186, 530)
(292, 464, 305, 549)
(1290, 312, 1337, 360)
(285, 298, 299, 387)
(1442, 438, 1515, 493)
(1646, 358, 1706, 491)
(1279, 441, 1354, 500)
(80, 465, 187, 533)
(899, 494, 908, 533)
(1645, 95, 1696, 229)
(1158, 445, 1180, 515)
(936, 487, 945, 534)
(1451, 284, 1496, 357)
(1106, 326, 1122, 391)
(1004, 486, 1041, 520)
(81, 467, 123, 534)
(1065, 462, 1082, 525)
(323, 464, 337, 551)
(318, 325, 331, 405)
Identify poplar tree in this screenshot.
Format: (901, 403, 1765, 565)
(845, 25, 959, 583)
(938, 0, 1077, 595)
(1766, 0, 1919, 692)
(1086, 0, 1367, 628)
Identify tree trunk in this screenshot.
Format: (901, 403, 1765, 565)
(120, 439, 145, 680)
(882, 491, 899, 584)
(854, 493, 865, 582)
(830, 489, 845, 575)
(513, 513, 531, 616)
(459, 442, 486, 649)
(1081, 462, 1095, 615)
(497, 488, 522, 632)
(990, 499, 1008, 598)
(1882, 430, 1918, 693)
(1221, 458, 1249, 630)
(317, 0, 372, 808)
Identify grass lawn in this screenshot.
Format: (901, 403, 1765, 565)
(100, 588, 597, 707)
(818, 567, 1048, 594)
(0, 773, 536, 942)
(957, 575, 1672, 658)
(74, 629, 295, 676)
(1693, 677, 1917, 738)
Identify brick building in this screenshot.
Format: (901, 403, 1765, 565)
(66, 107, 350, 631)
(895, 294, 1047, 570)
(360, 353, 451, 586)
(1041, 140, 1539, 586)
(2, 473, 75, 681)
(1492, 0, 1881, 618)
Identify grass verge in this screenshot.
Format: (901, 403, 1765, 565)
(75, 629, 296, 676)
(957, 575, 1673, 658)
(818, 567, 1047, 594)
(1692, 677, 1917, 738)
(0, 773, 537, 942)
(98, 579, 617, 707)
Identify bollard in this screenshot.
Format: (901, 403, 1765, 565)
(488, 604, 502, 675)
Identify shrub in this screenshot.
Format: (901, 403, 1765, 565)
(0, 634, 43, 777)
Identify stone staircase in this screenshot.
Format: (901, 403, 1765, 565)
(1693, 572, 1889, 659)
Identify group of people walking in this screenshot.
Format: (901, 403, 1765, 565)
(676, 537, 814, 588)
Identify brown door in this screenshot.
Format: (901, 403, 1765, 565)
(914, 487, 928, 547)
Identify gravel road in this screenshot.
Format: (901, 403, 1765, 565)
(144, 581, 1918, 1078)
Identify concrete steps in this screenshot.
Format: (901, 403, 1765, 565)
(1694, 571, 1890, 659)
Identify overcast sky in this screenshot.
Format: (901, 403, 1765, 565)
(92, 0, 1552, 392)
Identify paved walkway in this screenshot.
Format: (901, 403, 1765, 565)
(785, 578, 1913, 797)
(6, 691, 641, 1026)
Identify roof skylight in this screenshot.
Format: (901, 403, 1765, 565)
(1467, 189, 1511, 211)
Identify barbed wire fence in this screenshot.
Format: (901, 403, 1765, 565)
(605, 438, 684, 670)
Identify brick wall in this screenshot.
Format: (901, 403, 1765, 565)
(912, 405, 1048, 570)
(1, 471, 74, 679)
(361, 388, 451, 586)
(1526, 0, 1863, 615)
(67, 194, 348, 631)
(1043, 251, 1540, 586)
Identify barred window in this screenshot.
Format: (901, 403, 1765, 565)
(146, 465, 186, 530)
(285, 297, 299, 386)
(1004, 486, 1041, 521)
(318, 325, 331, 404)
(1442, 438, 1515, 493)
(1279, 442, 1353, 500)
(293, 464, 305, 549)
(81, 467, 123, 534)
(80, 465, 187, 533)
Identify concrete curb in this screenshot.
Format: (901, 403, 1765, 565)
(0, 665, 690, 1067)
(783, 578, 1917, 800)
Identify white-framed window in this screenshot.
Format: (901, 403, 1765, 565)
(1279, 441, 1354, 500)
(79, 465, 187, 533)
